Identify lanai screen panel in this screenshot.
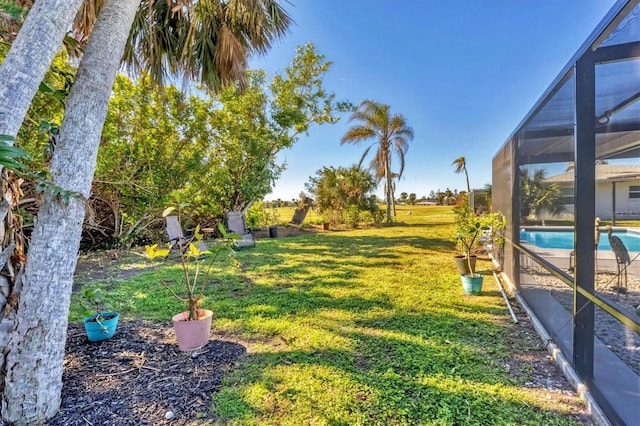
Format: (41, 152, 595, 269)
(517, 75, 576, 166)
(589, 22, 640, 422)
(600, 2, 640, 47)
(595, 58, 640, 161)
(492, 140, 513, 275)
(596, 3, 640, 160)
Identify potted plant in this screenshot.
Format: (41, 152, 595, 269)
(454, 206, 486, 294)
(453, 206, 477, 273)
(80, 286, 120, 342)
(145, 207, 239, 351)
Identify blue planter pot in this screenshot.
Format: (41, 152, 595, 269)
(461, 274, 484, 295)
(83, 311, 119, 342)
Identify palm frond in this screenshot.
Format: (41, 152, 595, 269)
(120, 0, 291, 93)
(357, 144, 374, 169)
(71, 0, 107, 46)
(452, 156, 466, 174)
(341, 126, 376, 144)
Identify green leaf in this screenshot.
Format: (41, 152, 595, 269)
(0, 140, 30, 170)
(38, 81, 55, 95)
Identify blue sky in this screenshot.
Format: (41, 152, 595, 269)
(249, 0, 618, 201)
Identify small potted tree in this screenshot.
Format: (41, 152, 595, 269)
(145, 207, 239, 351)
(453, 205, 477, 274)
(454, 206, 486, 294)
(81, 286, 120, 342)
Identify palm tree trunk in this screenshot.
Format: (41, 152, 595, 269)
(465, 169, 471, 200)
(0, 0, 141, 423)
(384, 159, 392, 223)
(464, 169, 471, 195)
(0, 0, 84, 140)
(391, 179, 397, 217)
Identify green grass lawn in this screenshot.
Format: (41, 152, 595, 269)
(71, 205, 585, 425)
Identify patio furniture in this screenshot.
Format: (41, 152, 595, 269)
(226, 211, 256, 249)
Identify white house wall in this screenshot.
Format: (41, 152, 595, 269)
(538, 180, 640, 220)
(598, 180, 640, 220)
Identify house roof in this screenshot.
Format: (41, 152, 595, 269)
(544, 164, 640, 183)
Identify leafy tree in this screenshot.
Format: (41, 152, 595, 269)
(191, 44, 345, 215)
(443, 188, 455, 205)
(341, 100, 413, 223)
(519, 168, 566, 221)
(409, 193, 417, 205)
(306, 165, 377, 226)
(94, 74, 216, 245)
(399, 192, 408, 203)
(454, 191, 468, 206)
(484, 183, 493, 211)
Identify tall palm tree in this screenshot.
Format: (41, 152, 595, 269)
(0, 2, 86, 423)
(452, 156, 471, 197)
(388, 171, 399, 217)
(341, 100, 414, 223)
(1, 1, 291, 423)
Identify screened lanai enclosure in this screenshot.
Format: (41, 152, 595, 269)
(492, 1, 640, 424)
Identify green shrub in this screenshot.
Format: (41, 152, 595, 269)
(246, 202, 281, 228)
(346, 205, 360, 228)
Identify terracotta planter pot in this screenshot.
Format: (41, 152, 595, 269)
(172, 309, 213, 351)
(454, 255, 476, 275)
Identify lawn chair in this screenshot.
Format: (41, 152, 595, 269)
(165, 215, 208, 257)
(226, 211, 256, 249)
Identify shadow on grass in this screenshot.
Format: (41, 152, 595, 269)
(238, 233, 456, 281)
(211, 307, 579, 425)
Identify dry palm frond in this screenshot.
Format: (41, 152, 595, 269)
(71, 0, 107, 47)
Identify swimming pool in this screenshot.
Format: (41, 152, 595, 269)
(519, 229, 640, 251)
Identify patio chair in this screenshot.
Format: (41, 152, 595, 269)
(226, 211, 256, 249)
(165, 215, 208, 257)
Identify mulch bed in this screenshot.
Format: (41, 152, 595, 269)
(47, 320, 246, 426)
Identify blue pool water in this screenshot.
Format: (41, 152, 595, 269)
(520, 229, 640, 252)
